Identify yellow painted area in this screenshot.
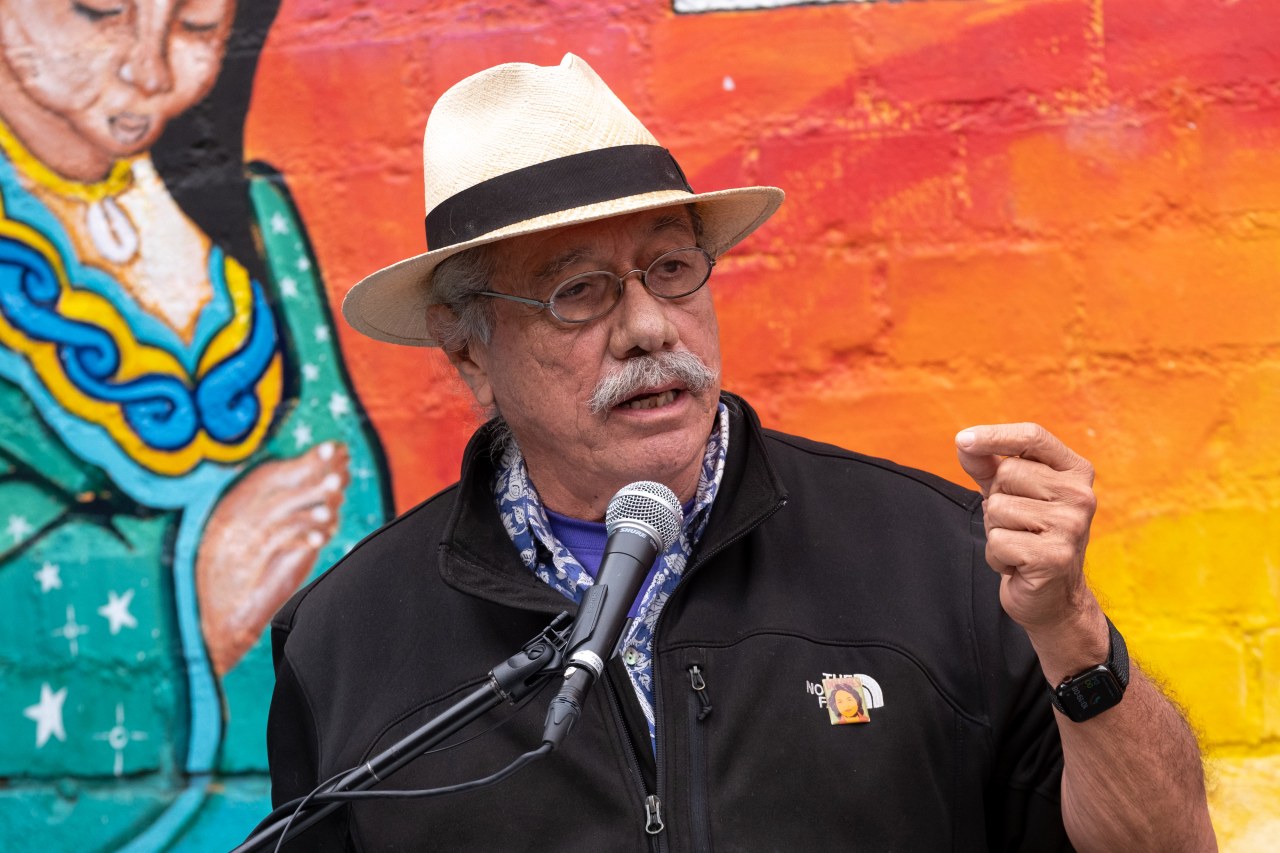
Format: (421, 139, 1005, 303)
(1207, 757, 1280, 851)
(1091, 509, 1280, 849)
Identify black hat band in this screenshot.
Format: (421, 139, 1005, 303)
(425, 144, 693, 250)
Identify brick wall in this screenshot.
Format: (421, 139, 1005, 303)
(250, 0, 1278, 845)
(0, 0, 1272, 848)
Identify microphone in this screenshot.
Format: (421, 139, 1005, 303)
(542, 481, 682, 749)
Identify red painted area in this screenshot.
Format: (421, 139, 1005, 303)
(247, 0, 1280, 518)
(1104, 0, 1280, 93)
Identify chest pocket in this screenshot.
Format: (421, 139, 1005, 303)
(661, 638, 993, 852)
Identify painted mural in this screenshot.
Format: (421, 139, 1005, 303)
(0, 0, 390, 849)
(672, 0, 954, 12)
(0, 0, 1277, 849)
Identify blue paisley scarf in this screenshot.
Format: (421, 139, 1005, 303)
(493, 403, 729, 747)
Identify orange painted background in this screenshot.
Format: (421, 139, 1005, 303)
(248, 0, 1278, 844)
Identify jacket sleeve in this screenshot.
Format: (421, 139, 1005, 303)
(261, 621, 353, 851)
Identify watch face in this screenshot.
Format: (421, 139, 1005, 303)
(1058, 665, 1124, 722)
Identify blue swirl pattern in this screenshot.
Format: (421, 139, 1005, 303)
(0, 234, 279, 455)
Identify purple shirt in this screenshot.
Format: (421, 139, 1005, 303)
(545, 501, 695, 619)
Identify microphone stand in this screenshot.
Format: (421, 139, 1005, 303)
(233, 613, 572, 853)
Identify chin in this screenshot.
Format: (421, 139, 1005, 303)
(614, 442, 705, 498)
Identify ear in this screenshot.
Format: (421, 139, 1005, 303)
(426, 304, 496, 410)
(446, 341, 495, 411)
(435, 322, 494, 412)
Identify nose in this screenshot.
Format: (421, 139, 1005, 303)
(119, 17, 174, 95)
(607, 272, 680, 358)
(120, 47, 173, 95)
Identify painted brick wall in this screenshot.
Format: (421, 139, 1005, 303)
(0, 0, 1274, 848)
(248, 0, 1278, 847)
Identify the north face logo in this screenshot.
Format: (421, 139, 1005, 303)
(806, 673, 884, 709)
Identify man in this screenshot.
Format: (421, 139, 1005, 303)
(265, 54, 1215, 850)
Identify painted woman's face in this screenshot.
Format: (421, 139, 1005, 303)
(834, 689, 861, 720)
(0, 0, 235, 160)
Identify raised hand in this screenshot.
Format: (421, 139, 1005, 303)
(955, 423, 1098, 634)
(196, 442, 351, 676)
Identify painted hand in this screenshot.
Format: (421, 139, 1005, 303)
(955, 423, 1098, 634)
(196, 441, 351, 675)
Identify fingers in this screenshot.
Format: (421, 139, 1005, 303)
(230, 441, 351, 527)
(984, 527, 1082, 578)
(956, 423, 1093, 482)
(957, 424, 1099, 630)
(197, 441, 354, 676)
(985, 456, 1097, 505)
(983, 491, 1095, 540)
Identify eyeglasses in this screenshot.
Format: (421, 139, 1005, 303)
(477, 246, 715, 324)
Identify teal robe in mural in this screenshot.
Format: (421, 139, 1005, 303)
(0, 148, 390, 849)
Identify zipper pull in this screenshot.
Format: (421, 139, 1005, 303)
(689, 664, 713, 721)
(645, 795, 665, 835)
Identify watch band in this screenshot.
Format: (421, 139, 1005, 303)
(1048, 614, 1129, 716)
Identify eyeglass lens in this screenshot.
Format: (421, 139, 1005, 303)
(549, 247, 712, 322)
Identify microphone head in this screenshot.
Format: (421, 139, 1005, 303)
(605, 481, 683, 550)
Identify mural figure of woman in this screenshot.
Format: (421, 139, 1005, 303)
(0, 1, 390, 848)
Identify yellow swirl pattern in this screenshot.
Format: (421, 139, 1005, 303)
(0, 196, 282, 476)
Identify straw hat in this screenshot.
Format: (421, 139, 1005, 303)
(342, 53, 784, 346)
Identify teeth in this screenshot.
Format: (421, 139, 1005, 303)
(622, 390, 677, 410)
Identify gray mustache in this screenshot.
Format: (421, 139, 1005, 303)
(587, 352, 718, 415)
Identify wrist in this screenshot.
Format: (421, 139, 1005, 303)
(1047, 614, 1130, 723)
(1024, 596, 1109, 686)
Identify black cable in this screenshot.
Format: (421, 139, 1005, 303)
(273, 779, 326, 853)
(268, 744, 553, 851)
(261, 678, 557, 849)
(313, 743, 553, 803)
(260, 767, 346, 850)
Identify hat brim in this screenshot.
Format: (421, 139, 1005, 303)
(342, 185, 784, 347)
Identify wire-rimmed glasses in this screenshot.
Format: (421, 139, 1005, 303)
(477, 246, 715, 324)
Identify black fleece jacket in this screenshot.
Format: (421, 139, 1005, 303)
(264, 394, 1069, 852)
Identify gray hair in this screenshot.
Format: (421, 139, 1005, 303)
(425, 204, 706, 353)
(427, 241, 501, 352)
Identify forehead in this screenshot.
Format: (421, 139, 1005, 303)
(493, 207, 696, 282)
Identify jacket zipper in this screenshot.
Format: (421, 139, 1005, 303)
(687, 664, 713, 853)
(648, 495, 786, 850)
(604, 673, 666, 852)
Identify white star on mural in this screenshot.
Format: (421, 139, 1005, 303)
(296, 256, 312, 273)
(7, 514, 33, 542)
(302, 363, 320, 382)
(93, 703, 148, 777)
(34, 561, 62, 593)
(270, 212, 289, 235)
(314, 325, 330, 343)
(23, 683, 67, 748)
(328, 392, 351, 419)
(292, 422, 313, 449)
(98, 590, 138, 635)
(52, 605, 89, 657)
(279, 276, 298, 298)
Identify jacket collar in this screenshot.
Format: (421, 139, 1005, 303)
(437, 392, 788, 612)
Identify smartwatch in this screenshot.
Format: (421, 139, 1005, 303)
(1048, 615, 1129, 723)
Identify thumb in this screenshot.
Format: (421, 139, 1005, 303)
(955, 428, 999, 496)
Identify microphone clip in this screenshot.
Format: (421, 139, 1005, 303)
(489, 612, 573, 702)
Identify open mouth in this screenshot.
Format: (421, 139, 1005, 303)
(619, 389, 680, 411)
